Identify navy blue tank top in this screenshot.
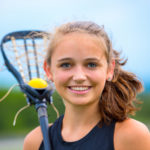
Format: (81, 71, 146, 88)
(39, 115, 115, 150)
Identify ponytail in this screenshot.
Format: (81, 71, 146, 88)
(99, 50, 143, 124)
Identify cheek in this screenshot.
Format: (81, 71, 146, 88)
(53, 71, 70, 85)
(92, 71, 107, 93)
(89, 70, 107, 82)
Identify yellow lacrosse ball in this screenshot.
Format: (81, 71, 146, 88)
(28, 78, 48, 89)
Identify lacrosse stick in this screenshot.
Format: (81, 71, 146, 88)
(0, 30, 53, 150)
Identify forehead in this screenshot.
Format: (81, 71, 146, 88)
(58, 32, 104, 46)
(53, 32, 106, 56)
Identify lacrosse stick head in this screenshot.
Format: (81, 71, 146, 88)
(0, 30, 54, 104)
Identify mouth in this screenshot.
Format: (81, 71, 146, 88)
(68, 86, 92, 94)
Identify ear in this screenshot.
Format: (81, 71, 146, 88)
(107, 59, 115, 81)
(43, 60, 54, 82)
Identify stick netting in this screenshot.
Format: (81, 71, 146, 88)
(2, 31, 50, 84)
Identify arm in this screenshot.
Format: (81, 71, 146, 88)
(23, 123, 52, 150)
(114, 118, 150, 150)
(23, 126, 43, 150)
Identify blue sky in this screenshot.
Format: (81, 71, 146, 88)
(0, 0, 150, 90)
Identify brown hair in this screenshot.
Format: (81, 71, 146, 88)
(46, 21, 143, 124)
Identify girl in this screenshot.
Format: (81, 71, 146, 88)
(23, 21, 150, 150)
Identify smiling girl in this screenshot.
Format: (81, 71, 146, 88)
(23, 21, 150, 150)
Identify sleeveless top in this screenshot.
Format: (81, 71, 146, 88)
(39, 115, 116, 150)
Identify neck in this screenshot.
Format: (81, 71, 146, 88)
(61, 101, 101, 142)
(63, 101, 101, 129)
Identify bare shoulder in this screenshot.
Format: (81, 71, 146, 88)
(23, 124, 52, 150)
(114, 118, 150, 150)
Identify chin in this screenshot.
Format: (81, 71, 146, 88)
(66, 97, 96, 107)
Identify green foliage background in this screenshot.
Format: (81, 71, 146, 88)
(0, 88, 150, 137)
(0, 88, 65, 136)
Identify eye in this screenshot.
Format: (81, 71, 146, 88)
(60, 63, 71, 68)
(87, 62, 97, 68)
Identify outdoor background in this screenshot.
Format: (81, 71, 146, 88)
(0, 0, 150, 149)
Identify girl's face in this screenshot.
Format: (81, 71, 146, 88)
(45, 33, 114, 107)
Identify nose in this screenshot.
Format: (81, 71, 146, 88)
(72, 66, 87, 82)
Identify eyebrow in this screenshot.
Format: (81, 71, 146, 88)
(84, 57, 101, 62)
(58, 57, 73, 62)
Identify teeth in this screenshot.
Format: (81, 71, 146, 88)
(70, 87, 89, 91)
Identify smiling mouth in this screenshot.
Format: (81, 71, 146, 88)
(69, 86, 91, 90)
(68, 86, 91, 94)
